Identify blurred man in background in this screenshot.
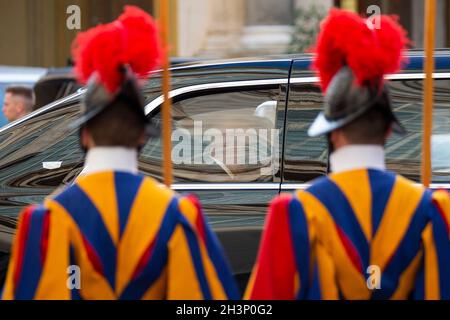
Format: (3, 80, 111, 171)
(2, 86, 34, 123)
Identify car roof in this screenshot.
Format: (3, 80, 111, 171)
(0, 66, 47, 83)
(164, 50, 450, 72)
(2, 50, 450, 134)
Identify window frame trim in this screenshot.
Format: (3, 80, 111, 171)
(3, 73, 450, 191)
(144, 73, 450, 190)
(144, 79, 289, 189)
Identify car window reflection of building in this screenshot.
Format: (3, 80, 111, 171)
(0, 102, 84, 192)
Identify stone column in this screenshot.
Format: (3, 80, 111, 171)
(239, 0, 295, 56)
(412, 0, 446, 48)
(294, 0, 333, 11)
(199, 0, 245, 58)
(177, 0, 212, 57)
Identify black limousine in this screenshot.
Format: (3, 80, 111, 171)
(1, 52, 450, 291)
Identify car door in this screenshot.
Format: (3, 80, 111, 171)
(383, 74, 450, 187)
(0, 93, 84, 286)
(139, 79, 288, 290)
(282, 60, 329, 193)
(282, 60, 450, 192)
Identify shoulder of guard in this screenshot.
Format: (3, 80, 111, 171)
(140, 175, 176, 200)
(431, 189, 450, 232)
(391, 173, 431, 199)
(268, 193, 298, 219)
(176, 194, 203, 227)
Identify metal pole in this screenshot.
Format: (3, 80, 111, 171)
(160, 0, 173, 187)
(422, 0, 436, 187)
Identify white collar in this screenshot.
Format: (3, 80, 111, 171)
(330, 145, 386, 173)
(80, 147, 139, 176)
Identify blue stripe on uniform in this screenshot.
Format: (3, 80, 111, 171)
(371, 191, 431, 300)
(119, 198, 179, 300)
(199, 212, 240, 299)
(307, 177, 370, 273)
(15, 206, 47, 300)
(55, 185, 117, 291)
(432, 205, 450, 299)
(411, 256, 425, 300)
(179, 215, 212, 300)
(306, 260, 322, 300)
(69, 245, 83, 300)
(368, 170, 396, 236)
(114, 172, 144, 239)
(288, 197, 310, 299)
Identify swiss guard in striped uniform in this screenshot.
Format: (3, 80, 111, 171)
(2, 6, 238, 300)
(246, 9, 449, 300)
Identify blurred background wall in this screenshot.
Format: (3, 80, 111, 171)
(0, 0, 449, 67)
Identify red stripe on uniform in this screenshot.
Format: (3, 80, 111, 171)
(335, 224, 363, 274)
(131, 239, 156, 280)
(249, 195, 297, 299)
(433, 192, 450, 235)
(13, 207, 34, 291)
(81, 236, 105, 276)
(187, 195, 207, 243)
(40, 211, 50, 266)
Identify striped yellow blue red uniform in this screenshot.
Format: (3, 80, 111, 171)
(246, 169, 449, 300)
(1, 171, 239, 300)
(413, 189, 450, 300)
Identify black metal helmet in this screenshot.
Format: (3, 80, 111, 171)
(70, 67, 157, 138)
(308, 66, 406, 137)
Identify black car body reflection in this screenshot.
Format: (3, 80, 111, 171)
(1, 52, 450, 292)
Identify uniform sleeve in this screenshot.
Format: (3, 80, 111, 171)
(166, 195, 239, 300)
(1, 206, 50, 300)
(245, 194, 313, 300)
(414, 190, 450, 300)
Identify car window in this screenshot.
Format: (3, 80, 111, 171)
(386, 78, 450, 183)
(0, 101, 83, 217)
(140, 87, 285, 183)
(284, 79, 450, 184)
(284, 83, 328, 183)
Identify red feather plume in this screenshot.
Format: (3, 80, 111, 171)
(312, 8, 410, 93)
(72, 5, 161, 93)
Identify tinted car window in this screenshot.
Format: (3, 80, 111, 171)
(284, 83, 328, 182)
(0, 99, 84, 218)
(285, 79, 450, 183)
(386, 78, 450, 183)
(140, 87, 285, 183)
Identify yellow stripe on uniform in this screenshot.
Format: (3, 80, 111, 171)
(1, 211, 29, 300)
(371, 176, 425, 271)
(433, 190, 450, 227)
(76, 172, 119, 245)
(116, 178, 174, 296)
(298, 191, 369, 299)
(34, 200, 72, 299)
(167, 225, 204, 300)
(244, 265, 258, 300)
(330, 170, 372, 242)
(422, 224, 440, 300)
(178, 197, 228, 299)
(141, 269, 168, 300)
(45, 199, 116, 300)
(315, 242, 339, 300)
(390, 251, 423, 300)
